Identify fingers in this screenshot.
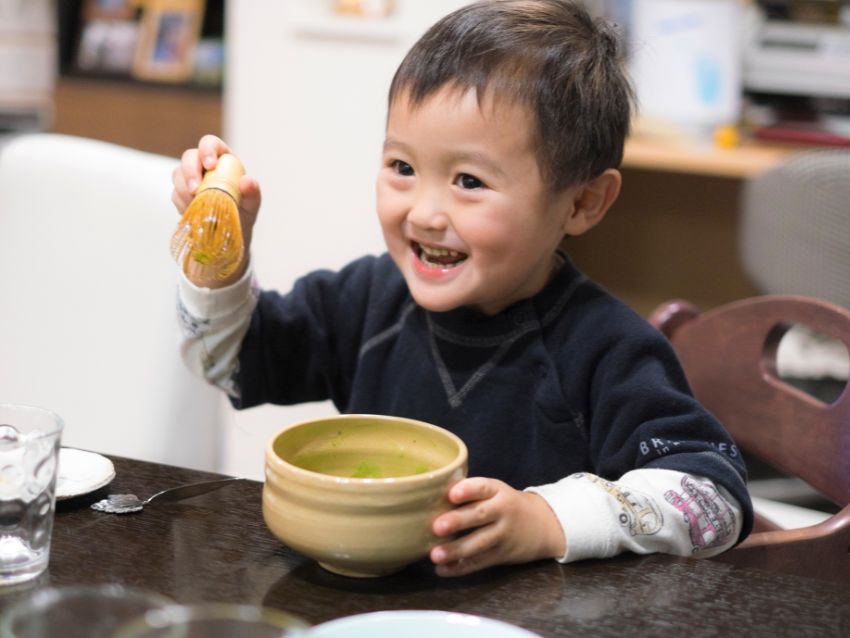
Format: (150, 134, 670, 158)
(431, 521, 502, 571)
(429, 480, 564, 577)
(180, 135, 230, 191)
(433, 501, 489, 538)
(433, 547, 504, 578)
(238, 174, 262, 221)
(171, 147, 203, 215)
(171, 187, 188, 215)
(197, 134, 232, 171)
(171, 135, 241, 216)
(429, 478, 503, 577)
(447, 476, 500, 505)
(171, 159, 194, 213)
(433, 478, 501, 536)
(180, 148, 202, 195)
(430, 481, 502, 573)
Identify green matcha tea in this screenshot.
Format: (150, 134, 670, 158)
(293, 450, 432, 478)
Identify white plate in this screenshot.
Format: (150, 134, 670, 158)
(56, 448, 116, 500)
(308, 611, 542, 638)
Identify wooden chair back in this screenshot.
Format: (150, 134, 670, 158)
(649, 295, 850, 583)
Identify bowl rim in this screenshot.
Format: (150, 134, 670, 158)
(264, 413, 468, 489)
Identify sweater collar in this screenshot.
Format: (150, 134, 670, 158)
(425, 253, 585, 339)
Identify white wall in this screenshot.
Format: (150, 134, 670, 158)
(221, 0, 470, 479)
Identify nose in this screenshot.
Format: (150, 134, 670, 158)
(406, 187, 449, 232)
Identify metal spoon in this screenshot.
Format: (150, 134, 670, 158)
(90, 477, 244, 514)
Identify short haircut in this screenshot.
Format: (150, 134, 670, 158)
(388, 0, 635, 191)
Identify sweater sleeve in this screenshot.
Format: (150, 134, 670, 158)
(559, 294, 754, 543)
(526, 468, 743, 563)
(176, 264, 258, 399)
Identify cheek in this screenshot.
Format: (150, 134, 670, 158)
(376, 192, 411, 255)
(459, 210, 523, 254)
(376, 181, 401, 224)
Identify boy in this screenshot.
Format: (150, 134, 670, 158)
(172, 0, 752, 577)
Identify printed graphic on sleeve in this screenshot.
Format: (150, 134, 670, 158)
(176, 297, 211, 338)
(664, 475, 737, 553)
(579, 473, 663, 536)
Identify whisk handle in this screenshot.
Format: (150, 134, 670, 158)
(198, 153, 245, 203)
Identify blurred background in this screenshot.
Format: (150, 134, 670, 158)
(2, 0, 848, 479)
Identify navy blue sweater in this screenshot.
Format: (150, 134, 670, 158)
(234, 253, 753, 541)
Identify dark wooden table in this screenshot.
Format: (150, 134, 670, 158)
(5, 456, 849, 637)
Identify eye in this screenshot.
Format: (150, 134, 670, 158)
(456, 173, 485, 190)
(391, 160, 415, 177)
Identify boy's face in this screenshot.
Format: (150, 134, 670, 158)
(377, 87, 577, 315)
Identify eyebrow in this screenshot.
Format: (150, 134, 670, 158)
(383, 138, 507, 180)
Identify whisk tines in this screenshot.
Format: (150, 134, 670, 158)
(170, 154, 245, 284)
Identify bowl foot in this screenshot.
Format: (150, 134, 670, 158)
(318, 561, 405, 578)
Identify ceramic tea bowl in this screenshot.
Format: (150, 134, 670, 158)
(263, 414, 467, 578)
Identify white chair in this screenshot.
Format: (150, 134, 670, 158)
(0, 133, 223, 471)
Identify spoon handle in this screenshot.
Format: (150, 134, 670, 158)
(145, 477, 245, 505)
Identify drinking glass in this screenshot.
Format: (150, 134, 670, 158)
(0, 584, 173, 638)
(0, 404, 63, 585)
(113, 602, 311, 637)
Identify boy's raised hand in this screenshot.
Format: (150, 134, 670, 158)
(429, 477, 566, 577)
(171, 134, 262, 287)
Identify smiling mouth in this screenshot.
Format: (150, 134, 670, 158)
(412, 242, 468, 269)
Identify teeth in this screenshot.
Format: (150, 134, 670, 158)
(417, 242, 467, 269)
(420, 245, 461, 258)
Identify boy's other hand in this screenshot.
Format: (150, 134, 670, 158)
(429, 477, 566, 577)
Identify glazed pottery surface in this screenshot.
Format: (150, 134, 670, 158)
(263, 414, 467, 577)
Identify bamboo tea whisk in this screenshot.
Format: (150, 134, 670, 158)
(170, 153, 245, 283)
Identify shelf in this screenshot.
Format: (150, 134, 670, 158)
(60, 71, 221, 94)
(623, 136, 795, 179)
(51, 76, 222, 158)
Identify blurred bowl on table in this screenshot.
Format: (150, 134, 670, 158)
(263, 414, 467, 578)
(307, 610, 542, 638)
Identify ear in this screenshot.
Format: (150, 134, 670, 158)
(562, 169, 621, 237)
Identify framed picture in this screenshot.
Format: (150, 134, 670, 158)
(132, 0, 205, 83)
(76, 18, 139, 74)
